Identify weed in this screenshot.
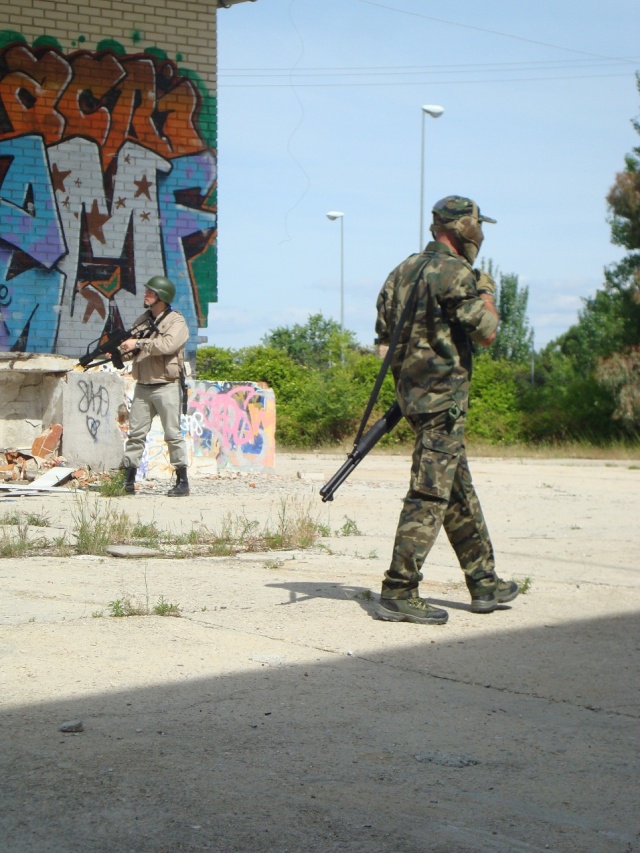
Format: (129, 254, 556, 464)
(92, 610, 104, 618)
(353, 589, 373, 601)
(0, 495, 329, 559)
(367, 549, 379, 559)
(337, 516, 361, 537)
(72, 495, 134, 554)
(204, 542, 236, 557)
(152, 596, 181, 617)
(108, 596, 146, 617)
(0, 511, 21, 525)
(262, 498, 320, 550)
(51, 534, 73, 556)
(99, 470, 127, 497)
(131, 520, 161, 547)
(0, 522, 43, 557)
(25, 512, 50, 527)
(0, 510, 48, 529)
(107, 594, 181, 617)
(516, 576, 533, 595)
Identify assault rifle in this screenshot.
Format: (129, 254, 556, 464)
(320, 402, 403, 502)
(78, 313, 160, 370)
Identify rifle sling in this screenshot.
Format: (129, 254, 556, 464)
(353, 257, 429, 447)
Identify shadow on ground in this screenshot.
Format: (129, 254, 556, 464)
(1, 597, 638, 853)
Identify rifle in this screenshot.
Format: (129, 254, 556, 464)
(320, 402, 403, 502)
(78, 314, 160, 370)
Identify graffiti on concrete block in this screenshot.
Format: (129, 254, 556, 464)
(0, 37, 217, 359)
(77, 377, 110, 442)
(136, 379, 276, 477)
(188, 381, 276, 468)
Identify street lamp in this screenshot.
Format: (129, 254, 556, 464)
(326, 211, 345, 361)
(419, 104, 444, 251)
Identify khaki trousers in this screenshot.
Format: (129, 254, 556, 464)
(122, 382, 188, 469)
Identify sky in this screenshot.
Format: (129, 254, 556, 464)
(207, 0, 640, 352)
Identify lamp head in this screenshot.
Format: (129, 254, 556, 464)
(422, 104, 444, 118)
(326, 211, 344, 221)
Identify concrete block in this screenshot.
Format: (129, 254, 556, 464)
(62, 372, 126, 471)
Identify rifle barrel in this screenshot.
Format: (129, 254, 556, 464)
(320, 402, 403, 502)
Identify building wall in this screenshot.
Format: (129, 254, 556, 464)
(0, 0, 219, 363)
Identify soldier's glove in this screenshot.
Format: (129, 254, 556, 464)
(475, 269, 497, 296)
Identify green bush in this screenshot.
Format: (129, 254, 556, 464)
(466, 357, 524, 444)
(277, 366, 362, 446)
(197, 345, 307, 404)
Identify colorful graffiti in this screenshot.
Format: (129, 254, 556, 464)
(0, 37, 217, 358)
(130, 378, 276, 477)
(187, 380, 276, 468)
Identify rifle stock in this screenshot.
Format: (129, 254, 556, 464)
(320, 402, 403, 502)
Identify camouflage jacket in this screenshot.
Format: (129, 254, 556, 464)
(375, 241, 497, 416)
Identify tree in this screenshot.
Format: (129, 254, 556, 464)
(493, 272, 534, 362)
(596, 72, 640, 432)
(595, 347, 640, 432)
(262, 313, 357, 370)
(480, 261, 534, 362)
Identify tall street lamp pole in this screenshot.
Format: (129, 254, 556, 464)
(419, 104, 444, 251)
(326, 210, 345, 362)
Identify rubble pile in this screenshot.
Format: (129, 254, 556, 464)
(0, 424, 86, 486)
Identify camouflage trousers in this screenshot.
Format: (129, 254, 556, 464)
(381, 408, 495, 599)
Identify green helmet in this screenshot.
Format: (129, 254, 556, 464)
(431, 195, 496, 264)
(145, 275, 176, 303)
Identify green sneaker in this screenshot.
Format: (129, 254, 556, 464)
(466, 574, 519, 614)
(376, 597, 448, 625)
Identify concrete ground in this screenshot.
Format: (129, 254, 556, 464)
(0, 451, 638, 852)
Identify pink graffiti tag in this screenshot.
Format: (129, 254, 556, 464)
(189, 385, 276, 450)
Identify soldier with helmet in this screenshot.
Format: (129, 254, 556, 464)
(118, 276, 190, 497)
(375, 195, 519, 625)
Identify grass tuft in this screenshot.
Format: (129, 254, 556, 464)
(0, 494, 331, 559)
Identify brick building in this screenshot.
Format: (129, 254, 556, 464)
(0, 0, 256, 363)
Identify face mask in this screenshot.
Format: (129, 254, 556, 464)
(453, 216, 484, 265)
(459, 237, 481, 265)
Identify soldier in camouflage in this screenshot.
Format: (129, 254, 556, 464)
(375, 195, 519, 625)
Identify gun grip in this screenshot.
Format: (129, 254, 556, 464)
(111, 351, 125, 370)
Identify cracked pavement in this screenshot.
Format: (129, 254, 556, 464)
(0, 452, 638, 852)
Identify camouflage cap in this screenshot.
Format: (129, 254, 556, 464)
(432, 195, 497, 224)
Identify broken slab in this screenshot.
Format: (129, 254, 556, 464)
(106, 544, 162, 558)
(0, 466, 75, 493)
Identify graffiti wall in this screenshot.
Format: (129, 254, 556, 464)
(0, 34, 217, 361)
(134, 378, 276, 477)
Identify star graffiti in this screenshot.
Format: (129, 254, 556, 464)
(85, 199, 111, 244)
(133, 174, 152, 200)
(51, 163, 72, 193)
